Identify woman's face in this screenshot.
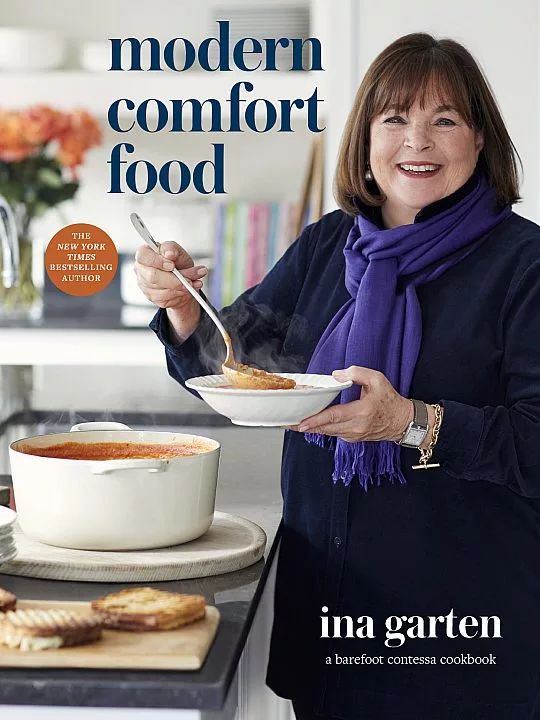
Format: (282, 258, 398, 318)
(369, 96, 484, 227)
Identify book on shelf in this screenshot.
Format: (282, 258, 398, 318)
(221, 202, 237, 307)
(209, 203, 224, 307)
(209, 200, 297, 308)
(232, 202, 248, 300)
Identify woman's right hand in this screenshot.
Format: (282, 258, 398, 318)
(134, 241, 208, 341)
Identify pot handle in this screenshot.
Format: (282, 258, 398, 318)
(90, 459, 168, 475)
(70, 422, 132, 432)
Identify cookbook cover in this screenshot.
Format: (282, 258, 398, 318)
(0, 2, 539, 719)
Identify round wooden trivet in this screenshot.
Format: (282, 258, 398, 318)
(0, 512, 266, 583)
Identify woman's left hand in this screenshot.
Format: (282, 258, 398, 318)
(291, 366, 413, 443)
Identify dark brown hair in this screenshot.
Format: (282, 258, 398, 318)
(334, 33, 521, 215)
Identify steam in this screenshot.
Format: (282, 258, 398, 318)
(35, 410, 93, 434)
(32, 409, 129, 435)
(192, 298, 309, 375)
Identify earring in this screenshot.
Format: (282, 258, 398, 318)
(365, 167, 373, 181)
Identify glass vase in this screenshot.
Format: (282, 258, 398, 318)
(0, 236, 43, 321)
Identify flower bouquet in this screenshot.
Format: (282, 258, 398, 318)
(0, 105, 102, 313)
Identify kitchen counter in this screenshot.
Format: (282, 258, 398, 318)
(0, 415, 286, 712)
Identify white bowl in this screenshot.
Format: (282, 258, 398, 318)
(185, 373, 353, 426)
(0, 28, 65, 70)
(79, 40, 110, 72)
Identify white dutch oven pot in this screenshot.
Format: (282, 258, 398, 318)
(9, 422, 220, 551)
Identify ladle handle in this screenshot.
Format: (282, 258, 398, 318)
(130, 213, 232, 353)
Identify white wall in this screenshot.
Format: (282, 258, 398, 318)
(322, 0, 539, 222)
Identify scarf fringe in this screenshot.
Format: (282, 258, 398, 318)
(305, 433, 406, 491)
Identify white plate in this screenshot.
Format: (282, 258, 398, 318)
(0, 548, 17, 565)
(0, 525, 14, 539)
(0, 537, 17, 551)
(0, 541, 17, 559)
(185, 373, 353, 427)
(0, 506, 16, 530)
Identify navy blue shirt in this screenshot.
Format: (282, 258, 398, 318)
(151, 208, 540, 719)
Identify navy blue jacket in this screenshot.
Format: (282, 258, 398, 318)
(151, 207, 540, 720)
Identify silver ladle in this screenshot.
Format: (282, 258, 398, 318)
(130, 213, 294, 389)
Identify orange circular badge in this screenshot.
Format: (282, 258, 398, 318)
(45, 223, 118, 297)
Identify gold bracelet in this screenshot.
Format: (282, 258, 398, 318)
(412, 403, 443, 470)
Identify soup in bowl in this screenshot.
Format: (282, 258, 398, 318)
(9, 422, 220, 551)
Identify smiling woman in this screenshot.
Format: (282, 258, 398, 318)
(334, 36, 520, 218)
(142, 32, 540, 720)
(370, 99, 484, 228)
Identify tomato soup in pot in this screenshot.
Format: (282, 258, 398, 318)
(17, 439, 215, 461)
(9, 422, 221, 551)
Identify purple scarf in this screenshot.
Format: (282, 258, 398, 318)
(305, 174, 512, 489)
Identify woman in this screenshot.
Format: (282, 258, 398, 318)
(136, 34, 540, 720)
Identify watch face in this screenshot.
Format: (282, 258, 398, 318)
(403, 427, 427, 447)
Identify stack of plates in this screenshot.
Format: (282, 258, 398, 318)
(0, 506, 17, 565)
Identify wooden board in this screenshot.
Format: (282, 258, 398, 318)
(0, 600, 220, 670)
(1, 511, 266, 582)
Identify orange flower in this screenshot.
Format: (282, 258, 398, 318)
(57, 110, 102, 169)
(0, 105, 101, 170)
(22, 105, 69, 145)
(0, 110, 35, 161)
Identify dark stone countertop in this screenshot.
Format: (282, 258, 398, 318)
(0, 415, 285, 710)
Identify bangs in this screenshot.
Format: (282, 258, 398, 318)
(370, 56, 475, 126)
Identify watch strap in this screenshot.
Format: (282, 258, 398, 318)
(411, 398, 428, 428)
(396, 399, 429, 448)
